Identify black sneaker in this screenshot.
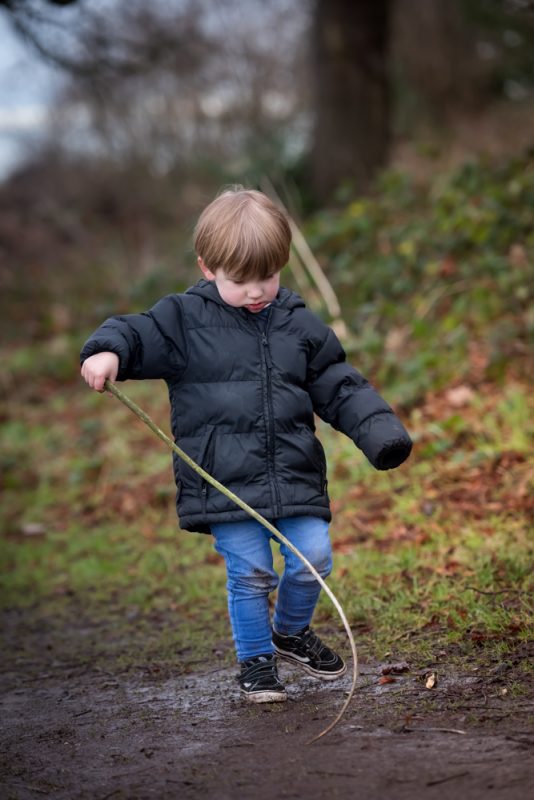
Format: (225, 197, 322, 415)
(272, 626, 346, 680)
(237, 654, 287, 703)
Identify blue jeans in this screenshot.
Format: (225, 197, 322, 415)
(211, 516, 332, 661)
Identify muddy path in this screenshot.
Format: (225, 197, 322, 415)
(1, 606, 533, 800)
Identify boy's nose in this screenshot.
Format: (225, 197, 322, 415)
(247, 286, 263, 299)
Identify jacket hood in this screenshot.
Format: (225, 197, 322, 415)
(186, 279, 306, 311)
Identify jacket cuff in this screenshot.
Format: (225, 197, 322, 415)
(373, 439, 413, 470)
(79, 340, 130, 380)
(355, 412, 413, 470)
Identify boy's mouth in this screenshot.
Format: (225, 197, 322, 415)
(245, 302, 267, 312)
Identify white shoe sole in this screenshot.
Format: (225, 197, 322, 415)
(241, 689, 287, 703)
(275, 650, 347, 681)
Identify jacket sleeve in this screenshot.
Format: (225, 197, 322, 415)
(306, 326, 412, 471)
(80, 294, 188, 381)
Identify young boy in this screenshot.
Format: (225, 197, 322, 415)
(80, 188, 412, 704)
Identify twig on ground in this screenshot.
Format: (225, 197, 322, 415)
(402, 726, 467, 735)
(197, 665, 234, 676)
(465, 586, 531, 596)
(0, 783, 50, 796)
(309, 769, 359, 778)
(426, 771, 470, 786)
(390, 625, 447, 642)
(221, 741, 255, 748)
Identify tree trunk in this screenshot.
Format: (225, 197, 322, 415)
(311, 0, 392, 202)
(391, 0, 488, 126)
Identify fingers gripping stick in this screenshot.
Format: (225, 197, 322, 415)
(103, 379, 359, 742)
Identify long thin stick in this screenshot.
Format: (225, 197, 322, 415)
(260, 177, 348, 340)
(104, 379, 358, 743)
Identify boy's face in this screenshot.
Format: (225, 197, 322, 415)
(198, 258, 280, 313)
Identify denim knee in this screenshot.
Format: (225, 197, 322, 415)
(283, 544, 333, 583)
(227, 570, 279, 597)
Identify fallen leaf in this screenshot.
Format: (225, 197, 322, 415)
(378, 675, 396, 685)
(425, 672, 437, 689)
(20, 522, 46, 536)
(445, 385, 475, 408)
(509, 243, 528, 266)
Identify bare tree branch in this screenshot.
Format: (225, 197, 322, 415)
(0, 0, 210, 80)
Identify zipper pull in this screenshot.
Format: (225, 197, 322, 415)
(262, 332, 273, 368)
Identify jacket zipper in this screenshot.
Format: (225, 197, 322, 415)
(228, 306, 282, 517)
(260, 314, 282, 517)
(314, 437, 328, 494)
(197, 425, 216, 513)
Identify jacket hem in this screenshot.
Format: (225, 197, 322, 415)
(178, 505, 332, 535)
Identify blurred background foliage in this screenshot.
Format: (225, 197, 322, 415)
(309, 154, 533, 403)
(0, 0, 533, 357)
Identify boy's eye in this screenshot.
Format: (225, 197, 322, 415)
(229, 274, 275, 285)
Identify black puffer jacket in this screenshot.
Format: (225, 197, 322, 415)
(80, 281, 412, 533)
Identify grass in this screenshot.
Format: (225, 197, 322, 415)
(1, 357, 532, 675)
(317, 383, 533, 667)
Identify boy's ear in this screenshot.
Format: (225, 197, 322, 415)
(198, 257, 216, 281)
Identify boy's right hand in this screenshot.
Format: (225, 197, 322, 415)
(80, 352, 120, 392)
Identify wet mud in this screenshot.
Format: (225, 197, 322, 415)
(1, 607, 533, 799)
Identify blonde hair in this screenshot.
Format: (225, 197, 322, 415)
(194, 188, 291, 281)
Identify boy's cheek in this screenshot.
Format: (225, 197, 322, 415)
(218, 286, 235, 305)
(220, 284, 244, 307)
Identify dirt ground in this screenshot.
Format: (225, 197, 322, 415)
(1, 605, 533, 800)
